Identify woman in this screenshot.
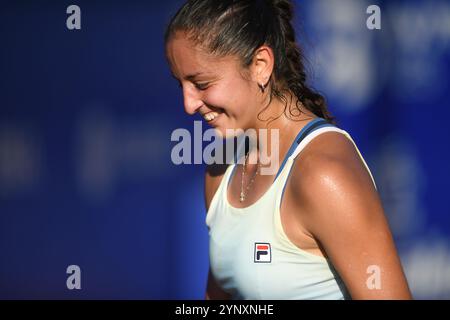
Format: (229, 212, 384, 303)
(165, 0, 412, 299)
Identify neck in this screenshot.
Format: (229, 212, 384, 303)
(244, 95, 316, 176)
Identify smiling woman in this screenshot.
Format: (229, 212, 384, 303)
(166, 32, 263, 138)
(164, 0, 412, 300)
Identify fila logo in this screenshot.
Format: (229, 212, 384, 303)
(254, 243, 271, 263)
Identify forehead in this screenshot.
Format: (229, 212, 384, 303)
(166, 32, 240, 78)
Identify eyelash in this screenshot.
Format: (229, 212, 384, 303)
(173, 78, 209, 91)
(194, 82, 209, 91)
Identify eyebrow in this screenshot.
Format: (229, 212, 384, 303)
(171, 72, 207, 81)
(185, 73, 204, 81)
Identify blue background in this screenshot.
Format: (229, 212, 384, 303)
(0, 0, 449, 299)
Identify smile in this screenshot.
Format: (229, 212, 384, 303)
(203, 111, 220, 122)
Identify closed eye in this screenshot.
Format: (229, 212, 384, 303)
(170, 73, 210, 91)
(194, 82, 210, 91)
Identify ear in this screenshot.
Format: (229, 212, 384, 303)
(250, 45, 274, 86)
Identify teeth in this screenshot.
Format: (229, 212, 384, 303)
(204, 112, 219, 121)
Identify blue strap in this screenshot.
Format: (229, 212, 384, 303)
(278, 118, 336, 208)
(274, 118, 331, 180)
(228, 117, 334, 187)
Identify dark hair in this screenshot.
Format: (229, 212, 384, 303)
(165, 0, 336, 125)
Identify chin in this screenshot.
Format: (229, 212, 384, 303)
(208, 114, 250, 139)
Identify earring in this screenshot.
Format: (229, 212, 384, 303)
(259, 82, 266, 93)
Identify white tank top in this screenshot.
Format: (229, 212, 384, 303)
(206, 118, 377, 300)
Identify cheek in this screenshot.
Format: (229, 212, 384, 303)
(203, 89, 229, 109)
(207, 80, 254, 116)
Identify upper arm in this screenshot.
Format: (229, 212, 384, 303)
(292, 135, 412, 299)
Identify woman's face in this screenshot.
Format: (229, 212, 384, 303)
(166, 32, 263, 138)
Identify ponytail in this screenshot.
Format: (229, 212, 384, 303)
(166, 0, 336, 125)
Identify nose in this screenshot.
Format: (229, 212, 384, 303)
(182, 85, 203, 115)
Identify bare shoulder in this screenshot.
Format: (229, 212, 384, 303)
(287, 131, 412, 298)
(204, 164, 230, 211)
(289, 131, 380, 235)
(291, 130, 375, 187)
